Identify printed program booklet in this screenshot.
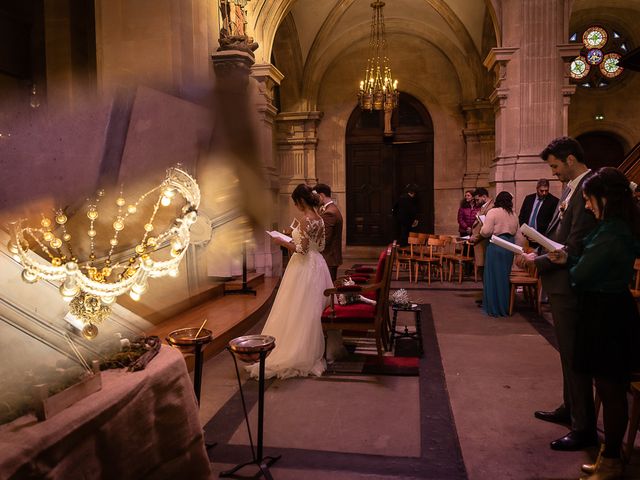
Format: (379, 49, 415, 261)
(489, 235, 524, 255)
(266, 230, 293, 243)
(520, 224, 565, 252)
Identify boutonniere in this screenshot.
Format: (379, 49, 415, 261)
(559, 200, 567, 219)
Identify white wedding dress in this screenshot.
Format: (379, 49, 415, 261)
(247, 216, 334, 379)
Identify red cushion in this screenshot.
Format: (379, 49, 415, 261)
(322, 303, 375, 322)
(354, 266, 374, 273)
(361, 290, 377, 301)
(373, 248, 388, 283)
(336, 285, 362, 292)
(351, 276, 369, 284)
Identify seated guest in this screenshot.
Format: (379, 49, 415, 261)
(518, 179, 559, 238)
(457, 190, 478, 237)
(479, 191, 519, 316)
(548, 167, 640, 480)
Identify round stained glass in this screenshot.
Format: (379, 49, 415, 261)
(600, 53, 623, 78)
(570, 57, 590, 79)
(586, 49, 603, 65)
(583, 26, 607, 49)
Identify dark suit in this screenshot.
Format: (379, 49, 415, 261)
(534, 174, 597, 433)
(518, 192, 559, 235)
(320, 201, 343, 281)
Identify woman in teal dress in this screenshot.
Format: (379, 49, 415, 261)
(549, 167, 640, 480)
(479, 191, 519, 316)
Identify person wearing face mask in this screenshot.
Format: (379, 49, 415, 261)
(547, 167, 640, 479)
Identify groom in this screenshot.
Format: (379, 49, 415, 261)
(315, 183, 343, 281)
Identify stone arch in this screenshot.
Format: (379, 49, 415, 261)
(303, 21, 480, 111)
(344, 92, 435, 244)
(484, 0, 501, 46)
(251, 0, 488, 89)
(576, 130, 628, 169)
(572, 120, 634, 153)
(271, 13, 304, 111)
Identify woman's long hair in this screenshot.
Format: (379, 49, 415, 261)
(291, 184, 321, 209)
(582, 167, 640, 237)
(459, 190, 474, 208)
(493, 191, 514, 214)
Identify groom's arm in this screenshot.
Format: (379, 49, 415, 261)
(322, 209, 337, 246)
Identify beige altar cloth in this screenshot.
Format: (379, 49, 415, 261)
(0, 346, 211, 479)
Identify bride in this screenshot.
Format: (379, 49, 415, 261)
(247, 184, 334, 379)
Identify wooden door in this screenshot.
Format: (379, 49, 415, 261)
(346, 93, 434, 245)
(346, 144, 392, 245)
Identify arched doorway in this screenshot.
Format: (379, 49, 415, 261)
(576, 131, 626, 169)
(345, 93, 434, 245)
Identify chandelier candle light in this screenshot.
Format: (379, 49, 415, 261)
(357, 1, 399, 135)
(8, 166, 201, 339)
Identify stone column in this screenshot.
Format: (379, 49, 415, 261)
(203, 46, 261, 279)
(485, 0, 571, 205)
(274, 111, 323, 228)
(250, 63, 284, 277)
(461, 100, 495, 190)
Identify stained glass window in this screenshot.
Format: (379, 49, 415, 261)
(569, 24, 629, 88)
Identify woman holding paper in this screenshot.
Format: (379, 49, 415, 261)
(548, 168, 640, 479)
(248, 184, 333, 379)
(479, 191, 519, 316)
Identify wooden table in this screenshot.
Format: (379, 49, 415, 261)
(0, 346, 211, 480)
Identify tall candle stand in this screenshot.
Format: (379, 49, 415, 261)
(220, 335, 280, 479)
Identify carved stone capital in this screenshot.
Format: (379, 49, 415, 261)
(251, 63, 284, 105)
(211, 49, 256, 92)
(488, 87, 510, 111)
(484, 47, 518, 89)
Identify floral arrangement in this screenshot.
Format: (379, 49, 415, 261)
(390, 288, 411, 306)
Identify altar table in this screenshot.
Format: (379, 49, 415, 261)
(0, 346, 211, 479)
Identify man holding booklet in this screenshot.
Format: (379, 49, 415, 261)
(517, 136, 597, 452)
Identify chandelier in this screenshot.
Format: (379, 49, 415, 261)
(357, 1, 399, 113)
(8, 166, 200, 339)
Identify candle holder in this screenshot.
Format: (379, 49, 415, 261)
(166, 327, 213, 404)
(221, 335, 280, 479)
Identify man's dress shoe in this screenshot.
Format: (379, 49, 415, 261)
(550, 430, 598, 451)
(534, 407, 571, 424)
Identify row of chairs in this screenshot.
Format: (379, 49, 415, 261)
(394, 233, 477, 285)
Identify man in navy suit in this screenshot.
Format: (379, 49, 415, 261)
(518, 179, 559, 238)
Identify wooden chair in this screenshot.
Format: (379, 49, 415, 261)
(394, 236, 421, 281)
(508, 261, 541, 315)
(322, 243, 397, 357)
(445, 240, 476, 283)
(413, 238, 445, 285)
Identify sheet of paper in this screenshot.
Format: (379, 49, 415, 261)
(266, 230, 292, 243)
(520, 224, 565, 252)
(490, 235, 524, 255)
(476, 214, 486, 225)
(458, 235, 471, 241)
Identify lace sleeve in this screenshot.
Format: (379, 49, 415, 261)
(295, 218, 311, 254)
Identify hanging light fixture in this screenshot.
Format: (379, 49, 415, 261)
(357, 1, 399, 114)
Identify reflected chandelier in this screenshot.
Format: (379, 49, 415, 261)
(8, 166, 200, 339)
(357, 1, 398, 112)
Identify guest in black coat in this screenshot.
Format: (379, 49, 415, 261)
(518, 178, 559, 235)
(393, 184, 419, 246)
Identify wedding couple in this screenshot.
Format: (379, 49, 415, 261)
(247, 183, 346, 380)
